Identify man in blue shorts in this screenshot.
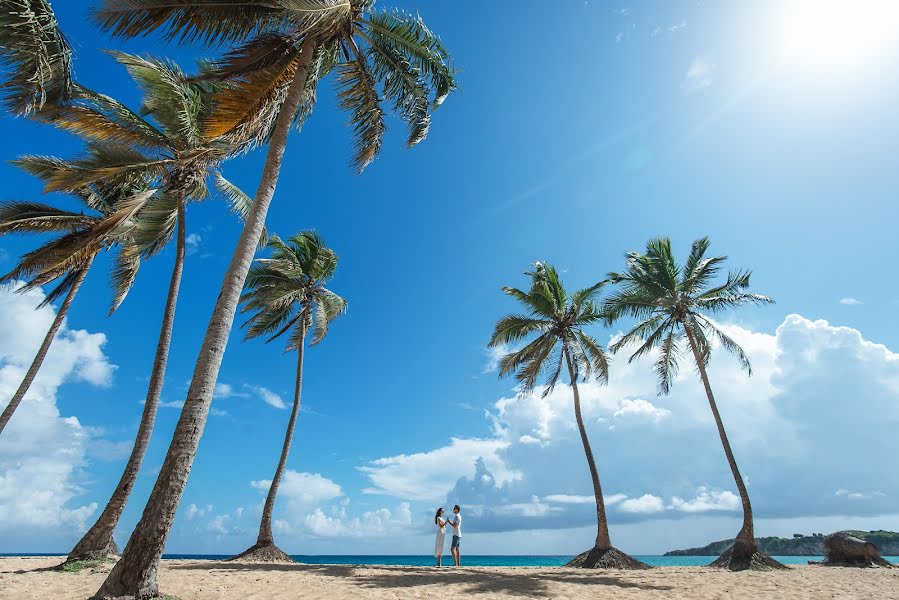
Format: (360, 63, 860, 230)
(448, 505, 462, 566)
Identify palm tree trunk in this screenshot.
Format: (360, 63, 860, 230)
(257, 321, 306, 547)
(0, 258, 92, 437)
(564, 349, 612, 551)
(683, 322, 755, 556)
(94, 39, 319, 599)
(68, 196, 187, 563)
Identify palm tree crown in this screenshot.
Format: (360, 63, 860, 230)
(94, 0, 457, 171)
(489, 262, 608, 394)
(605, 237, 773, 394)
(241, 231, 347, 349)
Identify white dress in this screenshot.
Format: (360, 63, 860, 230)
(434, 518, 447, 557)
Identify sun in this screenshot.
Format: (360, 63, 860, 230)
(777, 0, 899, 71)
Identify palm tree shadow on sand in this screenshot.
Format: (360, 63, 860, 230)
(169, 563, 674, 597)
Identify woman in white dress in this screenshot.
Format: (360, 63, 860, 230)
(434, 507, 447, 566)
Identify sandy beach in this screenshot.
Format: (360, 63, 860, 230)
(1, 557, 897, 600)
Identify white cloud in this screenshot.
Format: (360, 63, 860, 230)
(0, 283, 116, 538)
(839, 297, 862, 305)
(185, 503, 213, 520)
(359, 437, 517, 502)
(185, 233, 202, 255)
(483, 344, 508, 374)
(834, 489, 886, 500)
(246, 385, 287, 410)
(544, 494, 595, 504)
(252, 471, 343, 510)
(613, 398, 671, 423)
(670, 488, 740, 513)
(619, 494, 665, 514)
(682, 56, 716, 91)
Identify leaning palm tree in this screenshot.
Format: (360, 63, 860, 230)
(488, 262, 649, 570)
(0, 0, 73, 115)
(604, 237, 784, 571)
(30, 53, 257, 563)
(0, 174, 156, 438)
(229, 232, 346, 563)
(91, 3, 455, 597)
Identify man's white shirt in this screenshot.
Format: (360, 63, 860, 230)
(450, 513, 462, 537)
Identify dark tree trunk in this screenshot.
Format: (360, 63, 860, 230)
(67, 197, 186, 563)
(563, 349, 650, 570)
(0, 258, 92, 437)
(93, 40, 319, 600)
(683, 321, 785, 571)
(229, 322, 306, 563)
(565, 350, 611, 551)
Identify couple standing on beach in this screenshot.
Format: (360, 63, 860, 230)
(434, 505, 462, 567)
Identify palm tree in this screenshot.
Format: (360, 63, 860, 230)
(0, 174, 156, 437)
(603, 237, 784, 571)
(0, 0, 73, 115)
(35, 54, 256, 563)
(488, 262, 649, 570)
(229, 232, 346, 563)
(91, 3, 455, 597)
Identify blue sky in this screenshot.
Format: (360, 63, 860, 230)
(2, 1, 899, 556)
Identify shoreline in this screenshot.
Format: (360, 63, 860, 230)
(3, 556, 897, 600)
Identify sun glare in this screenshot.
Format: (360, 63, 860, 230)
(778, 0, 899, 71)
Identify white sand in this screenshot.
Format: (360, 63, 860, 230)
(2, 556, 898, 599)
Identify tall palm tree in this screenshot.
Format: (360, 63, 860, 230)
(603, 237, 784, 571)
(91, 3, 455, 597)
(229, 232, 346, 563)
(31, 53, 257, 563)
(0, 0, 73, 115)
(488, 263, 648, 570)
(0, 174, 156, 437)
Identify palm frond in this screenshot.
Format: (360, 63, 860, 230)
(0, 0, 73, 115)
(358, 29, 431, 147)
(655, 331, 682, 395)
(337, 41, 385, 172)
(109, 241, 141, 314)
(92, 0, 290, 45)
(0, 201, 97, 234)
(213, 173, 267, 245)
(362, 9, 456, 107)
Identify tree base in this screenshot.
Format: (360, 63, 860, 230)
(65, 537, 121, 566)
(565, 546, 652, 569)
(709, 545, 788, 571)
(226, 543, 294, 563)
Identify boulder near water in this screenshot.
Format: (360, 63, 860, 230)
(811, 531, 893, 568)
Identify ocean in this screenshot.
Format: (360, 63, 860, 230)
(9, 554, 899, 567)
(163, 554, 899, 567)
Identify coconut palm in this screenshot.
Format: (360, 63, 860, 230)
(91, 3, 455, 597)
(488, 262, 648, 570)
(28, 54, 256, 563)
(229, 232, 346, 563)
(603, 237, 784, 571)
(0, 0, 73, 115)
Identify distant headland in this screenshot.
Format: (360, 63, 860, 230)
(664, 531, 899, 556)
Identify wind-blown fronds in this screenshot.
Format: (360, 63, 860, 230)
(0, 0, 73, 115)
(240, 231, 346, 351)
(605, 237, 774, 385)
(336, 48, 384, 172)
(490, 263, 610, 396)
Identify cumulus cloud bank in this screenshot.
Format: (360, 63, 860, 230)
(0, 284, 117, 546)
(360, 314, 899, 533)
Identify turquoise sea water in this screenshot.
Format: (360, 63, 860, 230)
(164, 554, 899, 567)
(8, 554, 899, 567)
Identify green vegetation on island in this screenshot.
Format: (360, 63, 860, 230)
(664, 531, 899, 556)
